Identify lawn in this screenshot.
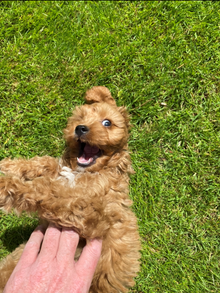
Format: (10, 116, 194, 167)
(0, 1, 220, 292)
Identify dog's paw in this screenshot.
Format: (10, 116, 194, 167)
(58, 166, 76, 187)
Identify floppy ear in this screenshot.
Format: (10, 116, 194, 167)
(84, 86, 116, 105)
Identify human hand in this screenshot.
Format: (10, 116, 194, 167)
(3, 223, 102, 293)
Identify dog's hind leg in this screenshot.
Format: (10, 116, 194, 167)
(90, 219, 140, 293)
(0, 243, 25, 293)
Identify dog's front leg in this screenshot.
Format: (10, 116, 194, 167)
(0, 174, 108, 239)
(0, 156, 60, 180)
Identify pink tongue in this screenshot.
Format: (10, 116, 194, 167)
(77, 144, 100, 165)
(84, 144, 99, 160)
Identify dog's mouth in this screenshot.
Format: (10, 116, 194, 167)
(77, 141, 101, 166)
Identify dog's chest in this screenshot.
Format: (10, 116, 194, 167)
(57, 166, 79, 187)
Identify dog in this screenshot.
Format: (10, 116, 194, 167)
(0, 86, 140, 293)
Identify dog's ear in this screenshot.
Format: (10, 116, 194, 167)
(84, 86, 116, 105)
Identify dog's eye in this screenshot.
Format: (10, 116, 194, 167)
(102, 120, 111, 127)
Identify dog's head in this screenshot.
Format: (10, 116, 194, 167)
(63, 86, 131, 172)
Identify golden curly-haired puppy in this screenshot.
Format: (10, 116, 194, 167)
(0, 86, 140, 293)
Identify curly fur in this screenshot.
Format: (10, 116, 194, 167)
(0, 86, 140, 293)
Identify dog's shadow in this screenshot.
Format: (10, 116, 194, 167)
(1, 220, 39, 254)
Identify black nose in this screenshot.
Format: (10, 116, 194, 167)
(75, 125, 89, 137)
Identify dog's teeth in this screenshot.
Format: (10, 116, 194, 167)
(77, 157, 93, 166)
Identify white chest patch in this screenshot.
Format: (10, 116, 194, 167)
(57, 166, 77, 188)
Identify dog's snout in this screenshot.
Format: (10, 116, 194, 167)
(75, 125, 89, 137)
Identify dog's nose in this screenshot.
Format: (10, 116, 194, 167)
(75, 125, 89, 137)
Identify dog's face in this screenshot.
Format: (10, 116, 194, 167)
(64, 86, 130, 171)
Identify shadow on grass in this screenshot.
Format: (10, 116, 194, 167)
(1, 222, 39, 253)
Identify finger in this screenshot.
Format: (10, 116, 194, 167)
(76, 239, 102, 282)
(38, 223, 61, 261)
(16, 225, 45, 269)
(56, 228, 79, 264)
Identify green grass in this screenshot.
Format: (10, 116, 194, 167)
(1, 1, 220, 292)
